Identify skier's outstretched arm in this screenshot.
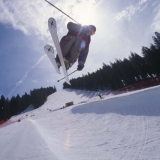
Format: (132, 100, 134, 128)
(77, 47, 89, 71)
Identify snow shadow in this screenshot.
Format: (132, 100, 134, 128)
(66, 89, 109, 99)
(71, 87, 160, 116)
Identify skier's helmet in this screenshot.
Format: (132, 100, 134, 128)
(89, 25, 96, 35)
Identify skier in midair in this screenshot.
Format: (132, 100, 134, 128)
(56, 22, 96, 71)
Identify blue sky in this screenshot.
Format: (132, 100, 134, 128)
(0, 0, 160, 98)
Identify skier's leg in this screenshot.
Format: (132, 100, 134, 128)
(66, 37, 82, 64)
(60, 35, 76, 57)
(56, 35, 76, 69)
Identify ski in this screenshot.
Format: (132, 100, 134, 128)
(44, 44, 60, 74)
(48, 17, 71, 85)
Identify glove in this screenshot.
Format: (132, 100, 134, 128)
(77, 64, 84, 71)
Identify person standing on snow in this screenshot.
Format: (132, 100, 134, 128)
(56, 22, 96, 71)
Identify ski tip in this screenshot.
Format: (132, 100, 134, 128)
(48, 17, 56, 29)
(57, 80, 70, 85)
(48, 17, 55, 21)
(66, 81, 71, 85)
(44, 44, 54, 53)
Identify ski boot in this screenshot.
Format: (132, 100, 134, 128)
(55, 57, 72, 70)
(55, 57, 61, 69)
(64, 58, 72, 70)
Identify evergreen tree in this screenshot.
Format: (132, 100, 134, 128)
(63, 31, 160, 91)
(5, 99, 11, 120)
(152, 32, 160, 49)
(129, 53, 148, 80)
(0, 95, 6, 120)
(0, 86, 56, 120)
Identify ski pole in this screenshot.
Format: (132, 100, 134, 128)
(44, 0, 80, 25)
(57, 70, 77, 82)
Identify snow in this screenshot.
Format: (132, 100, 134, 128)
(0, 86, 160, 160)
(22, 104, 35, 113)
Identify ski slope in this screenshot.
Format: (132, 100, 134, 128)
(0, 86, 160, 160)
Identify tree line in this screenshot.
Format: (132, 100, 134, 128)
(63, 32, 160, 91)
(0, 86, 57, 121)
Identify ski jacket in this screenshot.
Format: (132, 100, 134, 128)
(67, 22, 91, 66)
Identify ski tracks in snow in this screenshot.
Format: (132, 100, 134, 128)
(118, 116, 148, 160)
(106, 111, 149, 160)
(105, 114, 149, 160)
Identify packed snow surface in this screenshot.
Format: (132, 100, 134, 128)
(0, 86, 160, 160)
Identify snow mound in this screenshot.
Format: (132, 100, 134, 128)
(0, 87, 160, 160)
(72, 86, 160, 116)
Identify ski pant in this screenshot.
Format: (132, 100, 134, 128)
(60, 35, 82, 64)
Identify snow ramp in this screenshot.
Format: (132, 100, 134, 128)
(0, 119, 58, 160)
(0, 87, 160, 160)
(32, 87, 160, 160)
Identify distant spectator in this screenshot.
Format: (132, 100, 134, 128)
(98, 94, 104, 99)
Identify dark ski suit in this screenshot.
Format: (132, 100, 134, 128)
(60, 22, 91, 68)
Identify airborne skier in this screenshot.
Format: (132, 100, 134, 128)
(56, 22, 96, 71)
(44, 1, 96, 84)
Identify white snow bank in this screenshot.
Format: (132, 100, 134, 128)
(0, 119, 58, 160)
(72, 86, 160, 116)
(0, 86, 160, 160)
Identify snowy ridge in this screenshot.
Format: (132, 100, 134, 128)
(21, 104, 35, 113)
(0, 87, 160, 160)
